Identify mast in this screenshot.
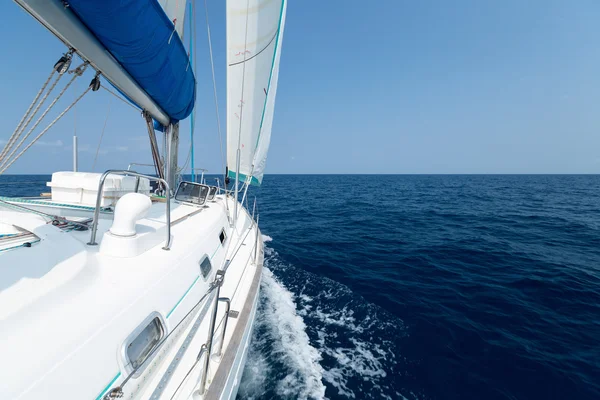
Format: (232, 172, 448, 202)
(73, 83, 78, 172)
(234, 149, 240, 224)
(72, 135, 78, 172)
(165, 124, 180, 196)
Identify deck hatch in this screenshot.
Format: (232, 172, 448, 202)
(175, 181, 209, 206)
(207, 186, 217, 201)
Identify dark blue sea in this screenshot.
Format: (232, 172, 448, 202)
(2, 174, 599, 400)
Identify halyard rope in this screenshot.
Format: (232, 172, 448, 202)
(0, 62, 89, 172)
(0, 69, 57, 162)
(0, 72, 64, 165)
(0, 67, 93, 174)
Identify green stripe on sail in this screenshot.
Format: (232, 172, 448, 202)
(253, 0, 285, 153)
(227, 169, 261, 186)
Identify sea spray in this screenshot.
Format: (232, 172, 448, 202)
(239, 237, 416, 399)
(239, 263, 326, 399)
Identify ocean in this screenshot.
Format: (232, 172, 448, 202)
(2, 174, 599, 400)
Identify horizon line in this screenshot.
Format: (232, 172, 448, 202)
(2, 172, 599, 176)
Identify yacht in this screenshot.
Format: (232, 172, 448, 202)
(0, 0, 287, 399)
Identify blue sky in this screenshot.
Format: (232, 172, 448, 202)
(1, 1, 599, 174)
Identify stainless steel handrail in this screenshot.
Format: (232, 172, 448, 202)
(214, 297, 231, 358)
(181, 345, 207, 397)
(187, 296, 233, 396)
(253, 213, 260, 261)
(87, 170, 171, 250)
(200, 269, 225, 394)
(192, 168, 208, 184)
(127, 162, 155, 171)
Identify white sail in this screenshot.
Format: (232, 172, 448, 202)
(226, 0, 287, 185)
(157, 0, 187, 38)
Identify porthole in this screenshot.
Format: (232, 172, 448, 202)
(124, 314, 165, 375)
(199, 255, 212, 278)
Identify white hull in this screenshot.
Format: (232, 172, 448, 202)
(0, 178, 263, 400)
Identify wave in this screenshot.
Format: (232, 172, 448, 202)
(239, 239, 418, 400)
(238, 263, 326, 399)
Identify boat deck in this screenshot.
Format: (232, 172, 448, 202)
(0, 193, 262, 400)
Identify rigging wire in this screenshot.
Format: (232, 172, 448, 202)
(73, 78, 77, 171)
(232, 0, 252, 226)
(189, 0, 197, 182)
(203, 0, 231, 220)
(177, 137, 193, 177)
(100, 84, 139, 111)
(168, 344, 208, 400)
(92, 98, 112, 171)
(203, 0, 225, 180)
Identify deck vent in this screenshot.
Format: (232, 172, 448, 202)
(110, 193, 151, 237)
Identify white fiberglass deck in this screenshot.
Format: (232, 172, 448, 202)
(0, 192, 262, 399)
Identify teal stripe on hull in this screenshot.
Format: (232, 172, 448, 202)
(95, 372, 121, 400)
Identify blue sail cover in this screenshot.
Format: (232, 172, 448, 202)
(65, 0, 195, 123)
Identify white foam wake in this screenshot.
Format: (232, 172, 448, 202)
(298, 287, 401, 399)
(240, 236, 412, 399)
(239, 265, 326, 399)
